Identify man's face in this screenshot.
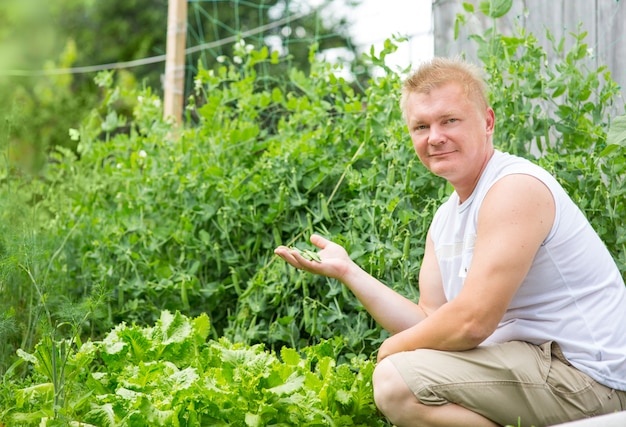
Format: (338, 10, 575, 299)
(405, 82, 495, 191)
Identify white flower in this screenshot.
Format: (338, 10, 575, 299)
(138, 150, 147, 158)
(216, 55, 226, 63)
(233, 56, 243, 64)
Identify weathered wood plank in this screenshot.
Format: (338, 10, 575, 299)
(433, 0, 625, 101)
(521, 0, 565, 45)
(596, 0, 626, 100)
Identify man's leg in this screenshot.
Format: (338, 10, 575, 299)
(372, 341, 623, 427)
(373, 358, 500, 427)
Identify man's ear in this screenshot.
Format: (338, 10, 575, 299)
(485, 107, 495, 135)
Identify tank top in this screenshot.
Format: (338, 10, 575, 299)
(430, 150, 626, 390)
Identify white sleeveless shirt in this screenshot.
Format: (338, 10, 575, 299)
(430, 150, 626, 390)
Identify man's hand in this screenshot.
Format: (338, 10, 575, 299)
(377, 331, 408, 363)
(274, 234, 353, 280)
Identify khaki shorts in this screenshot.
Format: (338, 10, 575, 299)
(387, 341, 626, 427)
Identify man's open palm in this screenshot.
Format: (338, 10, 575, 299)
(274, 234, 353, 280)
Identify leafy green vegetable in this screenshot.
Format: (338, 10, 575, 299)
(2, 311, 388, 426)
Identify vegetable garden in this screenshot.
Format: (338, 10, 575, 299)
(1, 2, 625, 425)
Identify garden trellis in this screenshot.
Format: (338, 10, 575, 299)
(161, 0, 323, 124)
(1, 1, 382, 123)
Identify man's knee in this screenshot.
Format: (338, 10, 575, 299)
(373, 358, 502, 427)
(373, 357, 418, 419)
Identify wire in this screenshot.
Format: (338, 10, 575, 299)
(0, 10, 313, 77)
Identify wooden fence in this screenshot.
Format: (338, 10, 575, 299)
(433, 0, 626, 102)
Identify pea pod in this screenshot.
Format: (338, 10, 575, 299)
(290, 246, 322, 262)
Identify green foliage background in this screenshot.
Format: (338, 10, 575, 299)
(0, 0, 363, 173)
(1, 0, 626, 424)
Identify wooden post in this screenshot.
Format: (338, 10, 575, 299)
(163, 0, 187, 125)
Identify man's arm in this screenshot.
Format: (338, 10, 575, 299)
(377, 174, 555, 361)
(275, 233, 444, 334)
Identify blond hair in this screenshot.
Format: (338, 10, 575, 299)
(400, 57, 489, 122)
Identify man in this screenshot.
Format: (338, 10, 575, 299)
(274, 57, 626, 427)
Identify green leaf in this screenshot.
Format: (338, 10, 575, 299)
(606, 113, 626, 147)
(271, 87, 283, 103)
(16, 349, 38, 365)
(454, 14, 465, 40)
(335, 388, 351, 405)
(267, 373, 305, 395)
(157, 310, 192, 345)
(85, 403, 116, 426)
(280, 346, 301, 366)
(192, 313, 211, 344)
(102, 327, 127, 356)
(462, 2, 475, 13)
(599, 144, 620, 157)
(245, 413, 262, 427)
(479, 0, 513, 18)
(69, 128, 81, 141)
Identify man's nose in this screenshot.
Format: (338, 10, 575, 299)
(428, 125, 445, 145)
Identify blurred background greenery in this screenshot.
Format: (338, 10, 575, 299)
(0, 0, 369, 174)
